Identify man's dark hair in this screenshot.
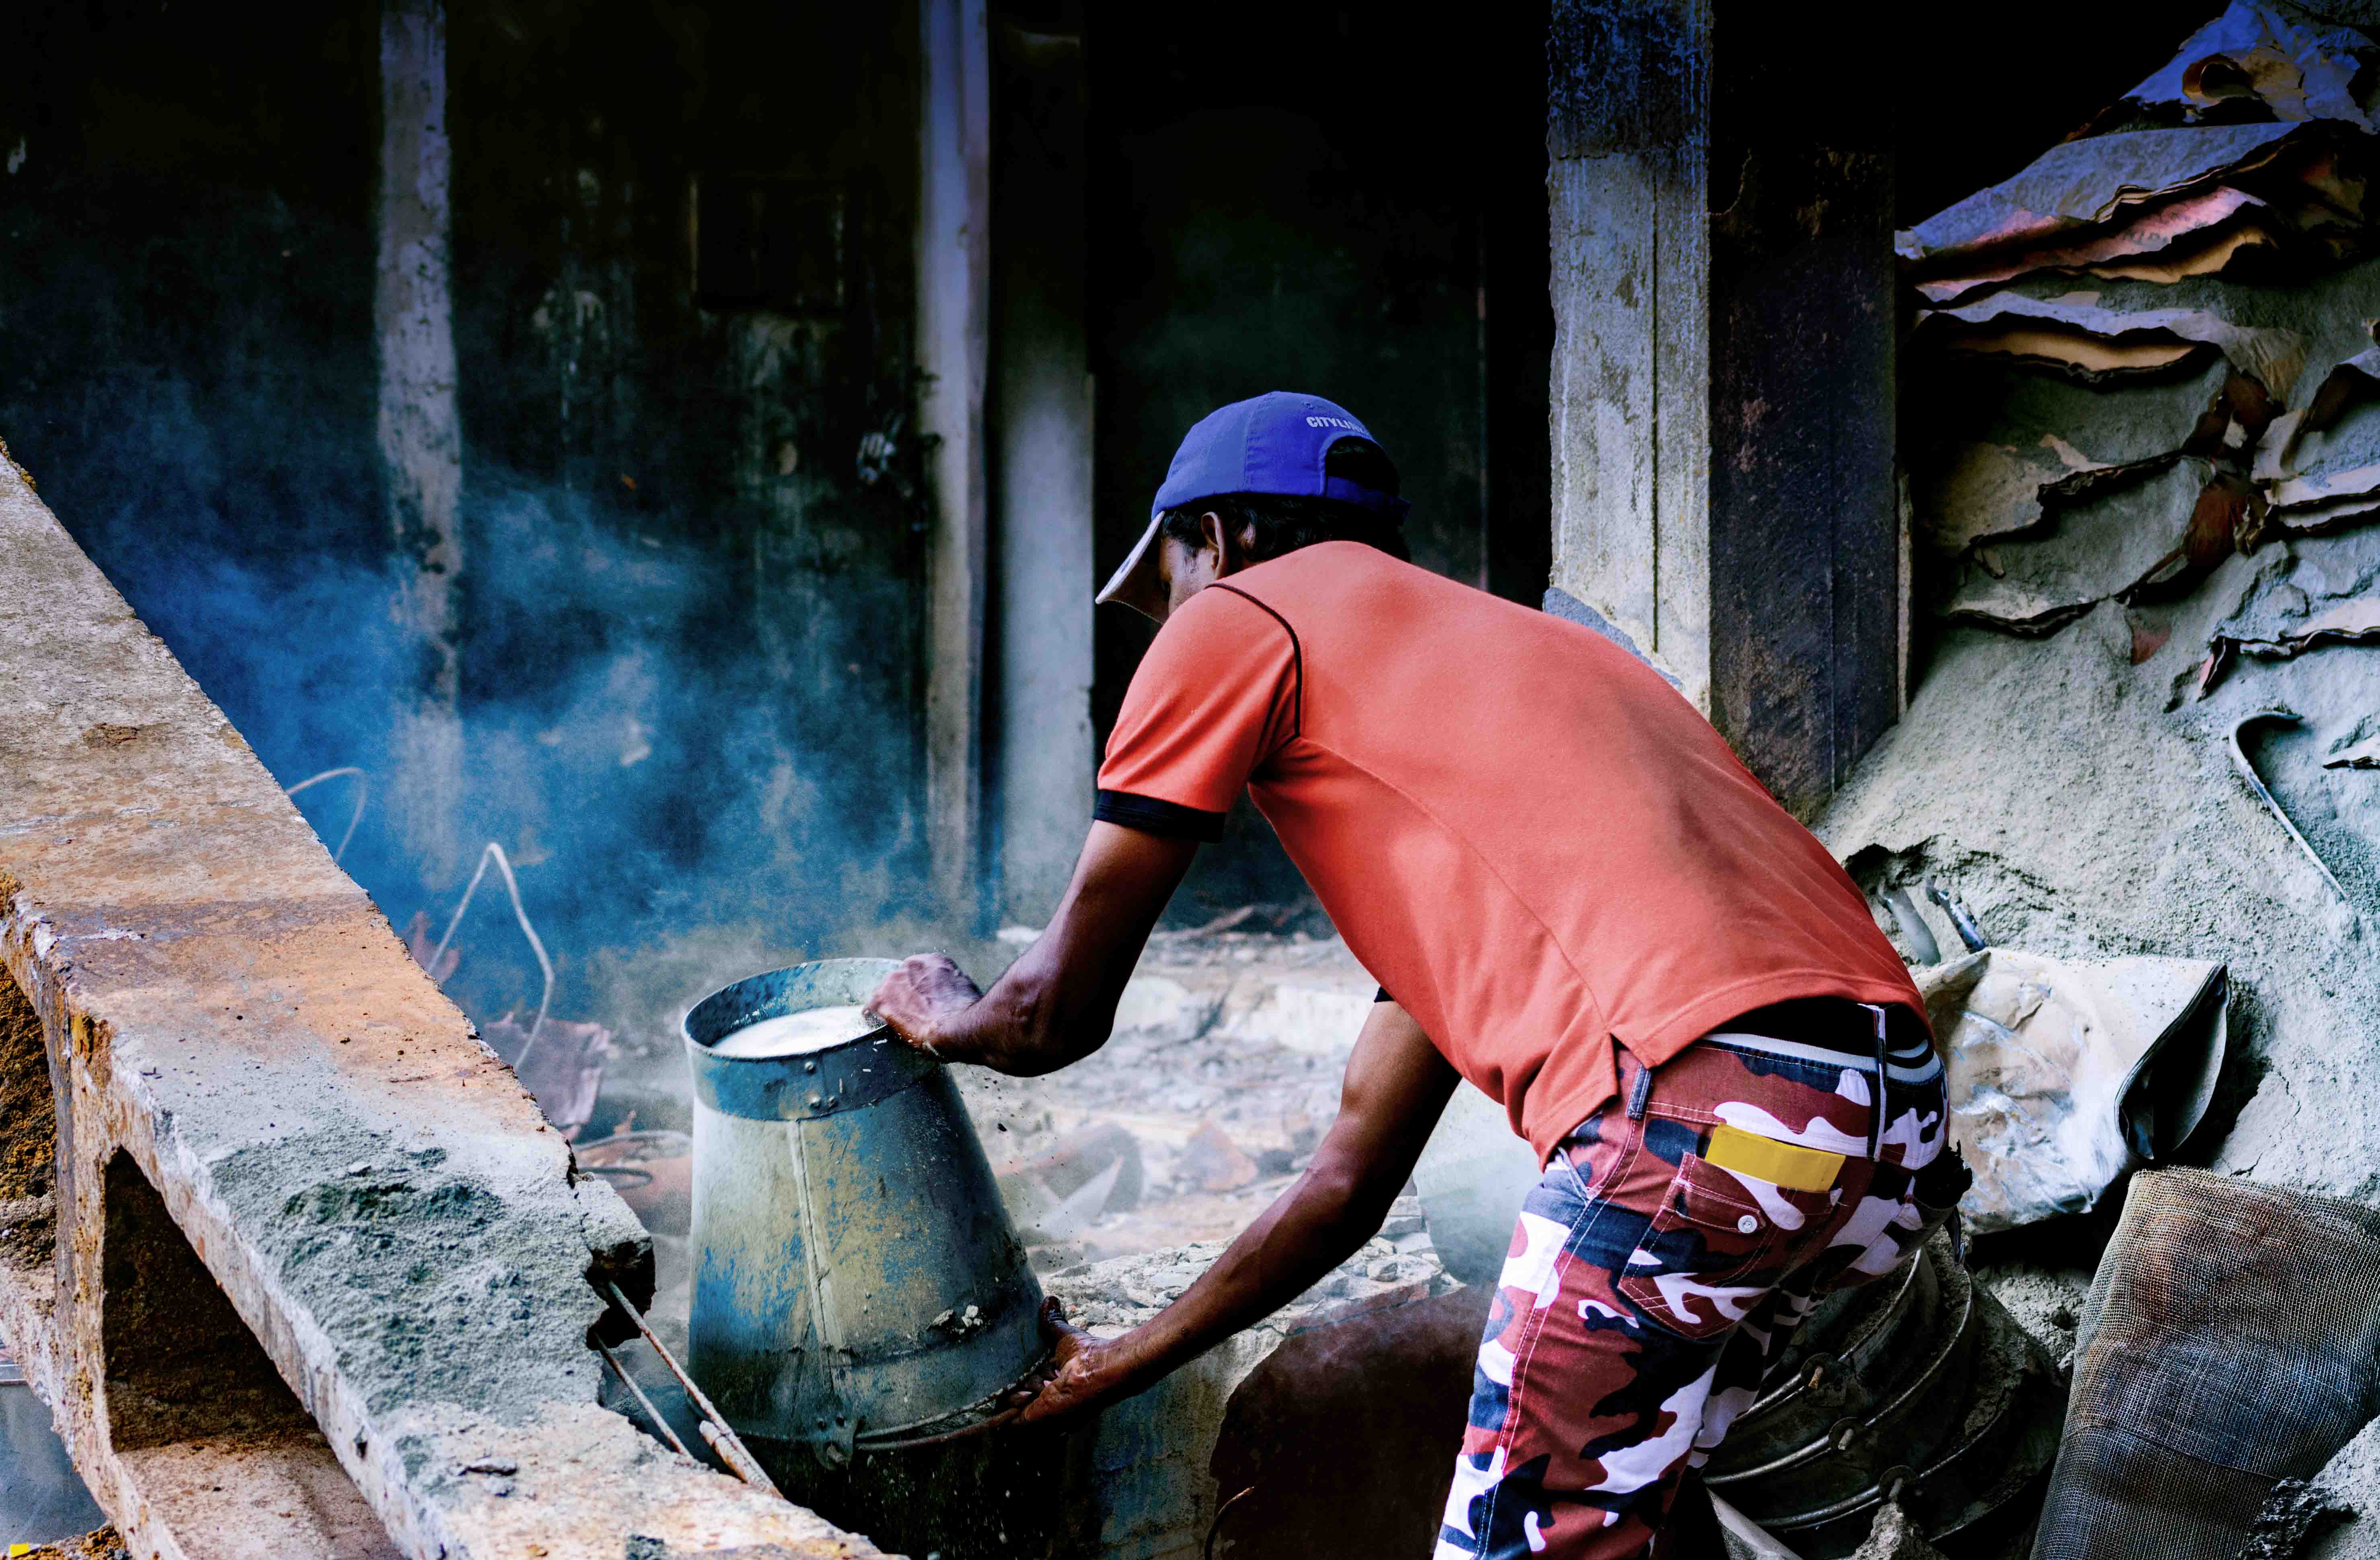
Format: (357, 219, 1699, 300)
(1156, 437, 1410, 565)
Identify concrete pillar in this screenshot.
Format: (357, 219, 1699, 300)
(1548, 0, 1899, 817)
(918, 0, 995, 926)
(377, 0, 465, 883)
(1548, 0, 1712, 709)
(989, 20, 1095, 928)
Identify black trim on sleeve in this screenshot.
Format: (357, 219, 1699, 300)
(1207, 584, 1302, 740)
(1374, 987, 1393, 1004)
(1094, 790, 1229, 842)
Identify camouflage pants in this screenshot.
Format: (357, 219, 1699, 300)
(1438, 1014, 1954, 1560)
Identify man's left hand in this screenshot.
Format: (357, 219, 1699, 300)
(866, 954, 983, 1057)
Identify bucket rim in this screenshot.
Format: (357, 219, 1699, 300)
(680, 957, 903, 1064)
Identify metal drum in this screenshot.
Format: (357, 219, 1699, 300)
(683, 960, 1044, 1475)
(1703, 1234, 2068, 1556)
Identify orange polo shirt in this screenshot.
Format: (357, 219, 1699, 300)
(1095, 542, 1923, 1162)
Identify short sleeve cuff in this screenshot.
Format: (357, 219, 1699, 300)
(1094, 789, 1229, 842)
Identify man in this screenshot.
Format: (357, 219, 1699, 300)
(869, 392, 1963, 1559)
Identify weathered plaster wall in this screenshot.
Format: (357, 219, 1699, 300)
(0, 2, 935, 1033)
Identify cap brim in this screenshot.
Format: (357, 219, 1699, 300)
(1095, 515, 1169, 622)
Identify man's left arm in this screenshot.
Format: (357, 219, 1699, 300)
(1015, 999, 1460, 1423)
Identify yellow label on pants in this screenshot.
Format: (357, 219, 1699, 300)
(1704, 1122, 1846, 1192)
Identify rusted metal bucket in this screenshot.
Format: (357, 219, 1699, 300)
(682, 960, 1044, 1474)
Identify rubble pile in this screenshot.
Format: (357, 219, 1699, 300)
(957, 924, 1379, 1266)
(1828, 3, 2380, 1551)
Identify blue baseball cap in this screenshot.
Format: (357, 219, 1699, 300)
(1096, 392, 1407, 619)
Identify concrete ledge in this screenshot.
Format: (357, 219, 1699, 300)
(0, 448, 885, 1559)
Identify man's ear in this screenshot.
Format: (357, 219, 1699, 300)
(1200, 511, 1234, 574)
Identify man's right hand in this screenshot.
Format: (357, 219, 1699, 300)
(867, 954, 983, 1057)
(869, 822, 1199, 1076)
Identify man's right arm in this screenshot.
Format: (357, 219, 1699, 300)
(872, 585, 1293, 1073)
(869, 821, 1198, 1075)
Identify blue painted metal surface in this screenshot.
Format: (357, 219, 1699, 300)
(683, 960, 1044, 1471)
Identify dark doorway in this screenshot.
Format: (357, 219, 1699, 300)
(1084, 4, 1554, 919)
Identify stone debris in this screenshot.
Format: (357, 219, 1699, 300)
(1045, 1236, 1453, 1341)
(9, 1529, 129, 1560)
(2238, 1480, 2357, 1560)
(997, 1120, 1144, 1213)
(1972, 1261, 2091, 1375)
(1174, 1119, 1260, 1194)
(945, 930, 1375, 1262)
(589, 917, 1377, 1275)
(1864, 2, 2380, 1205)
(1817, 8, 2380, 1552)
(2309, 1420, 2380, 1560)
(1849, 1498, 1948, 1560)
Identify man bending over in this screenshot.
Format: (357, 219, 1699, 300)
(870, 392, 1962, 1560)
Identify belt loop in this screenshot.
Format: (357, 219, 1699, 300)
(1864, 1002, 1888, 1160)
(1626, 1059, 1653, 1122)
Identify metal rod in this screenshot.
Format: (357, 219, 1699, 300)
(1205, 1484, 1257, 1560)
(606, 1282, 783, 1499)
(1923, 879, 1988, 952)
(284, 766, 369, 864)
(856, 1400, 1024, 1453)
(2230, 709, 2354, 907)
(430, 841, 555, 1063)
(597, 1338, 692, 1460)
(698, 1419, 779, 1490)
(849, 1347, 1053, 1452)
